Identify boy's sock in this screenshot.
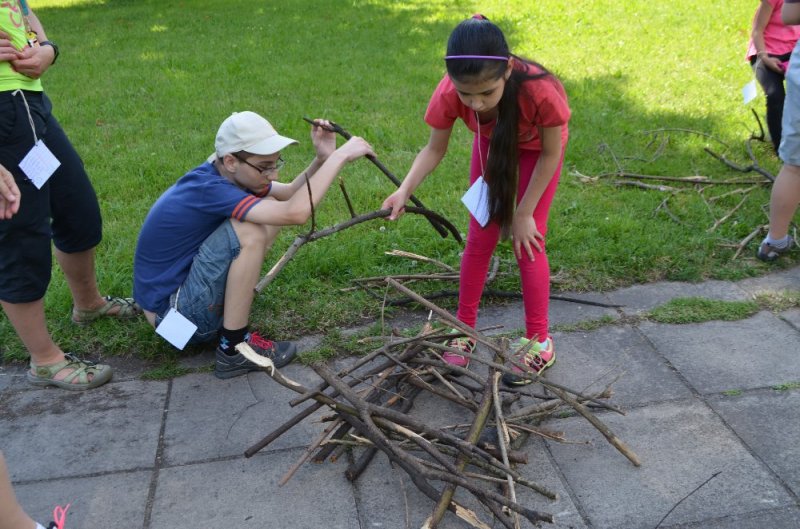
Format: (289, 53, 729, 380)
(218, 326, 248, 356)
(765, 234, 790, 248)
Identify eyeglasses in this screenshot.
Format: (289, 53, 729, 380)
(232, 153, 285, 176)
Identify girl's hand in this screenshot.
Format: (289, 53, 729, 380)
(761, 55, 784, 74)
(309, 119, 336, 161)
(512, 212, 543, 261)
(0, 30, 22, 63)
(10, 44, 55, 79)
(381, 189, 409, 220)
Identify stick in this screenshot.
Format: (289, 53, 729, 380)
(302, 117, 452, 238)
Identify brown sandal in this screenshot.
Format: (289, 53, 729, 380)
(72, 295, 141, 325)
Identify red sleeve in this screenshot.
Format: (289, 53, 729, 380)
(424, 75, 464, 130)
(521, 76, 571, 129)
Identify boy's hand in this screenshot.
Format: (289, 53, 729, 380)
(309, 118, 336, 160)
(335, 136, 374, 162)
(11, 44, 55, 79)
(0, 164, 21, 220)
(0, 30, 23, 63)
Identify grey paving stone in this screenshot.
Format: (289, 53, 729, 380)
(0, 380, 166, 481)
(736, 265, 800, 296)
(544, 325, 693, 408)
(662, 505, 800, 529)
(780, 307, 800, 329)
(514, 437, 589, 529)
(0, 363, 27, 393)
(13, 470, 151, 528)
(162, 365, 327, 466)
(149, 450, 359, 529)
(475, 293, 619, 336)
(606, 280, 750, 316)
(637, 312, 800, 394)
(710, 389, 800, 495)
(544, 400, 794, 529)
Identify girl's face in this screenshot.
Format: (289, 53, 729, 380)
(450, 62, 513, 113)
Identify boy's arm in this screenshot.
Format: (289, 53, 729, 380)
(265, 119, 337, 201)
(245, 137, 373, 226)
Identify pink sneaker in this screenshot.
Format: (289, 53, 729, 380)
(502, 336, 555, 386)
(442, 332, 476, 368)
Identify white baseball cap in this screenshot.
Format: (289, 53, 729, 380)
(208, 111, 298, 162)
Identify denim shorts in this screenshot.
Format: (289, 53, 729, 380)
(780, 42, 800, 166)
(155, 220, 240, 344)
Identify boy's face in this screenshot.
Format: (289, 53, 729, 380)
(229, 152, 283, 195)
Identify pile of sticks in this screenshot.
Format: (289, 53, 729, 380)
(240, 279, 640, 529)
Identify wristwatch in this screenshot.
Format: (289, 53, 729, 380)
(40, 40, 59, 65)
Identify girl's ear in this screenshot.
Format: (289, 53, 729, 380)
(504, 58, 514, 80)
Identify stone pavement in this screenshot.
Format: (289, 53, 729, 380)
(1, 265, 798, 529)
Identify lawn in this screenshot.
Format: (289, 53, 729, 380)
(1, 0, 796, 363)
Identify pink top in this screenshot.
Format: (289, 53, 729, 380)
(746, 0, 800, 59)
(424, 62, 570, 151)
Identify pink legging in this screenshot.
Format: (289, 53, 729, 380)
(456, 133, 564, 340)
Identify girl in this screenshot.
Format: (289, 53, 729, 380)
(382, 15, 570, 386)
(746, 0, 800, 153)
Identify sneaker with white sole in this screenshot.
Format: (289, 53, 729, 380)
(441, 330, 476, 368)
(757, 236, 795, 262)
(215, 331, 297, 379)
(501, 336, 555, 386)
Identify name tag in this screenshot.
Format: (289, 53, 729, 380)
(156, 308, 198, 350)
(19, 140, 61, 189)
(461, 175, 490, 227)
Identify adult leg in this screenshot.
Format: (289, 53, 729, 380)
(0, 451, 37, 529)
(44, 100, 131, 319)
(767, 163, 800, 239)
(0, 299, 62, 367)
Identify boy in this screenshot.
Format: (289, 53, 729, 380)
(133, 112, 373, 378)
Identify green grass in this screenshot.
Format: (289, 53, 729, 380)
(647, 298, 760, 324)
(1, 0, 798, 366)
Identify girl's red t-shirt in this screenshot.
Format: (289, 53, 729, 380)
(424, 62, 570, 151)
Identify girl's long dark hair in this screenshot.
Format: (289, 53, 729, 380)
(445, 15, 550, 236)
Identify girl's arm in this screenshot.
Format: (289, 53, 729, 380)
(382, 126, 452, 220)
(752, 1, 784, 72)
(512, 125, 562, 261)
(784, 1, 800, 25)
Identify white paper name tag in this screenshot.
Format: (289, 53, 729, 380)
(19, 140, 61, 189)
(156, 308, 198, 350)
(461, 175, 490, 227)
(742, 80, 758, 105)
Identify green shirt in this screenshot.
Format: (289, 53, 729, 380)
(0, 0, 44, 92)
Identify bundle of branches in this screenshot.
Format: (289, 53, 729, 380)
(241, 279, 639, 529)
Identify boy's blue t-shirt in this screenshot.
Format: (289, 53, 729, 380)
(133, 162, 262, 315)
